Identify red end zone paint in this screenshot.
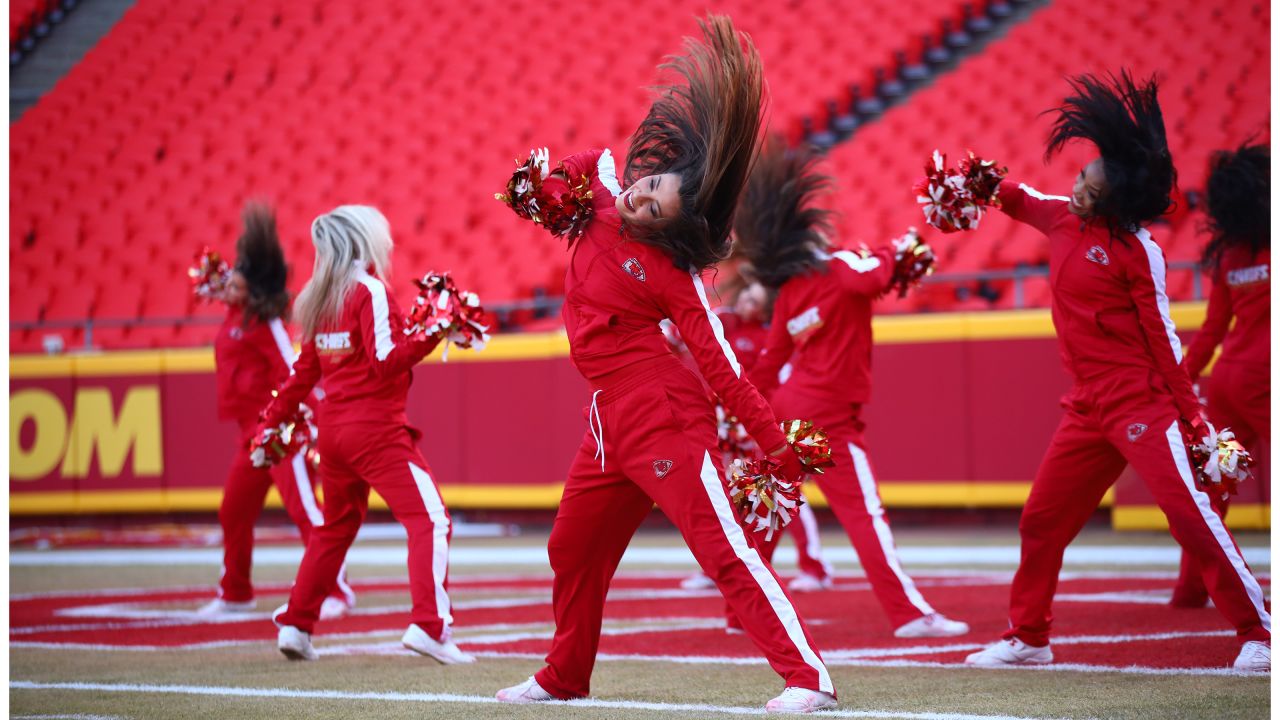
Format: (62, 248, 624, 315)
(10, 573, 1268, 672)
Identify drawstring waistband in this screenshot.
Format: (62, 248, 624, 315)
(588, 389, 605, 471)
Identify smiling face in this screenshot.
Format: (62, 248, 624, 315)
(1070, 158, 1108, 218)
(615, 172, 683, 229)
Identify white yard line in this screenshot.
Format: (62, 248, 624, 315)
(10, 545, 1270, 568)
(8, 680, 1080, 720)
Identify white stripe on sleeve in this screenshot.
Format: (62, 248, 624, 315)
(832, 250, 882, 273)
(354, 270, 395, 361)
(596, 149, 622, 198)
(267, 318, 297, 368)
(689, 271, 742, 377)
(1135, 229, 1184, 363)
(1018, 183, 1070, 202)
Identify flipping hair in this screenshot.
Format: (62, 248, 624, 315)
(1202, 143, 1270, 270)
(1044, 70, 1176, 236)
(623, 14, 766, 272)
(295, 205, 394, 340)
(734, 134, 834, 289)
(235, 202, 291, 324)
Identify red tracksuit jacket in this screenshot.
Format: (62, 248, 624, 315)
(549, 148, 787, 453)
(262, 268, 438, 429)
(1182, 246, 1270, 381)
(997, 181, 1201, 421)
(748, 248, 896, 406)
(215, 305, 296, 424)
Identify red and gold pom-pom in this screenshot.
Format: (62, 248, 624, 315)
(728, 456, 804, 541)
(780, 419, 834, 474)
(886, 227, 936, 298)
(913, 150, 1007, 233)
(404, 272, 491, 361)
(188, 246, 231, 301)
(495, 148, 595, 241)
(716, 400, 757, 461)
(1189, 423, 1254, 500)
(249, 403, 317, 468)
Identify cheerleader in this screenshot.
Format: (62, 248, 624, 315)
(1171, 143, 1270, 608)
(681, 281, 835, 594)
(198, 204, 354, 619)
(738, 137, 968, 638)
(494, 16, 835, 713)
(955, 72, 1270, 672)
(259, 206, 471, 665)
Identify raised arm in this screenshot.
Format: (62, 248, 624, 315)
(353, 277, 441, 380)
(1181, 267, 1232, 382)
(1129, 231, 1201, 423)
(831, 248, 895, 297)
(659, 270, 787, 454)
(997, 179, 1069, 234)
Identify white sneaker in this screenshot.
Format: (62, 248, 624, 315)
(895, 613, 970, 638)
(196, 598, 256, 616)
(680, 573, 716, 590)
(765, 687, 837, 714)
(1233, 641, 1270, 673)
(402, 624, 476, 664)
(319, 597, 351, 621)
(964, 637, 1053, 667)
(787, 573, 834, 593)
(277, 625, 318, 661)
(495, 676, 555, 703)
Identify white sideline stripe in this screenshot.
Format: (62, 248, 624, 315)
(290, 453, 325, 527)
(1136, 230, 1184, 363)
(407, 462, 454, 628)
(696, 451, 833, 693)
(323, 618, 727, 654)
(1164, 422, 1272, 631)
(1055, 591, 1173, 605)
(690, 272, 743, 377)
(354, 269, 395, 361)
(12, 715, 125, 720)
(823, 629, 1236, 660)
(267, 318, 297, 366)
(596, 149, 622, 197)
(8, 680, 1072, 720)
(849, 443, 935, 615)
(11, 545, 1270, 567)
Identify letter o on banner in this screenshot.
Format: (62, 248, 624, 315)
(10, 388, 69, 480)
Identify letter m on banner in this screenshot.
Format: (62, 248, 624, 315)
(60, 387, 164, 478)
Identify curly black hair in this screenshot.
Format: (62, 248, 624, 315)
(733, 134, 834, 289)
(623, 14, 766, 272)
(1201, 143, 1270, 270)
(1044, 70, 1176, 237)
(235, 202, 290, 324)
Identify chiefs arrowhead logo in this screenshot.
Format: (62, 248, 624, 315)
(623, 257, 646, 282)
(1126, 423, 1148, 442)
(652, 460, 673, 478)
(1085, 245, 1110, 266)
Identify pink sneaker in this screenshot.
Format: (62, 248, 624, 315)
(765, 687, 837, 713)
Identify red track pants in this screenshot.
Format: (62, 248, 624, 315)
(219, 420, 353, 604)
(759, 390, 937, 630)
(1007, 367, 1271, 646)
(276, 422, 453, 638)
(534, 360, 833, 699)
(1173, 361, 1270, 605)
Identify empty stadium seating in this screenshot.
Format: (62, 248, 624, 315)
(8, 0, 1269, 349)
(10, 0, 975, 351)
(821, 0, 1270, 312)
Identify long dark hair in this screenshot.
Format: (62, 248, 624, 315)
(1044, 70, 1176, 237)
(235, 202, 290, 324)
(1202, 143, 1270, 270)
(734, 134, 833, 289)
(624, 14, 766, 272)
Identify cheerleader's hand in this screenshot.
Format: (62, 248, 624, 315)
(768, 443, 807, 484)
(249, 442, 269, 468)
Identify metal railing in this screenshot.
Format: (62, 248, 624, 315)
(10, 262, 1206, 354)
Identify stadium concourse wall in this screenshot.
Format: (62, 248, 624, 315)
(8, 301, 1268, 531)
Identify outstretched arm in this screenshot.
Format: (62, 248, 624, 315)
(1181, 269, 1232, 382)
(997, 179, 1069, 234)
